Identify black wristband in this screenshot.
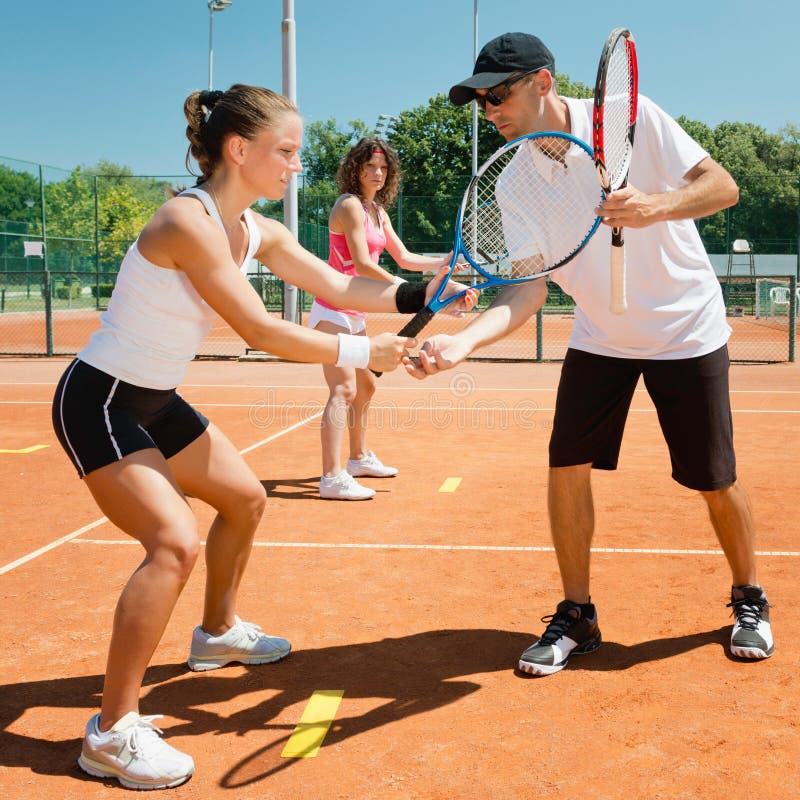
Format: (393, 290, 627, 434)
(395, 280, 428, 314)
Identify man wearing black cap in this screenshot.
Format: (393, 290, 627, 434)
(405, 32, 774, 675)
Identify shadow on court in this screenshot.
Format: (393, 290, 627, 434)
(514, 625, 730, 677)
(259, 477, 394, 501)
(0, 626, 730, 787)
(260, 476, 323, 500)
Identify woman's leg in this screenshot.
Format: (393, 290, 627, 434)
(315, 319, 358, 477)
(167, 423, 267, 633)
(83, 449, 200, 730)
(349, 361, 377, 460)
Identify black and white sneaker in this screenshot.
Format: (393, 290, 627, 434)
(519, 600, 602, 676)
(728, 585, 774, 659)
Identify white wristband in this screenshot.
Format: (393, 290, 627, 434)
(336, 333, 371, 369)
(391, 275, 407, 284)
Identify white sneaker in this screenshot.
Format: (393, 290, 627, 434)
(346, 451, 398, 478)
(187, 616, 291, 672)
(319, 470, 376, 500)
(78, 712, 194, 790)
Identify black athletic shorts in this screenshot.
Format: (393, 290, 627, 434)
(52, 359, 209, 478)
(548, 345, 736, 491)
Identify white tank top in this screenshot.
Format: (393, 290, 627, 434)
(78, 187, 261, 389)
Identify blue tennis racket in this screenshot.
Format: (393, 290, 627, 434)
(388, 131, 602, 344)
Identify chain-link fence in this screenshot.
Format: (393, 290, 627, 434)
(1, 157, 798, 362)
(1, 270, 795, 363)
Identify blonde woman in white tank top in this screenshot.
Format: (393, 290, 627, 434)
(52, 84, 474, 791)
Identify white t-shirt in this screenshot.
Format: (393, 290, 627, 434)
(508, 96, 730, 359)
(78, 187, 261, 389)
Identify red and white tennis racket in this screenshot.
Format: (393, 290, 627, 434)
(593, 27, 638, 314)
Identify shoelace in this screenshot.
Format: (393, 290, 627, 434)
(538, 611, 577, 645)
(121, 715, 165, 755)
(727, 596, 768, 631)
(352, 452, 378, 466)
(321, 474, 352, 488)
(235, 618, 264, 642)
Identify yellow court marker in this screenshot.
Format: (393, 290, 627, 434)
(438, 477, 462, 493)
(0, 445, 49, 454)
(281, 690, 344, 759)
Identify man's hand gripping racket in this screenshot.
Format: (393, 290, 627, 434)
(375, 131, 604, 375)
(593, 27, 638, 314)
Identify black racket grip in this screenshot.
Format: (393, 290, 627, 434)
(371, 306, 436, 377)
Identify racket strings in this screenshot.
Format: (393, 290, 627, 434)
(602, 40, 635, 186)
(461, 138, 602, 277)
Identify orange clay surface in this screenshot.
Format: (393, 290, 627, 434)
(1, 356, 799, 799)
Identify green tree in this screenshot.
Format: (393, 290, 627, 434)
(689, 122, 800, 253)
(89, 160, 174, 213)
(0, 164, 41, 230)
(43, 167, 96, 271)
(98, 184, 152, 265)
(775, 124, 800, 172)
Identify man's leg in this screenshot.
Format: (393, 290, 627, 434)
(548, 462, 594, 604)
(702, 480, 773, 659)
(519, 350, 637, 676)
(643, 347, 773, 660)
(702, 480, 758, 587)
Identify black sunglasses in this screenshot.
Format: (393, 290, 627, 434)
(475, 67, 550, 110)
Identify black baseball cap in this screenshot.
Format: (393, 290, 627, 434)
(449, 32, 555, 106)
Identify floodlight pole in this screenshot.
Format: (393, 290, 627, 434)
(472, 0, 479, 179)
(282, 0, 299, 323)
(208, 6, 214, 90)
(208, 0, 233, 91)
(470, 0, 479, 286)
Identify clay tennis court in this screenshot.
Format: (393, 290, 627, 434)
(0, 304, 794, 363)
(1, 352, 798, 799)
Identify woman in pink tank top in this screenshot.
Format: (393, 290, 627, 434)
(310, 138, 451, 500)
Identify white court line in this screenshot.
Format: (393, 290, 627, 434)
(3, 381, 800, 395)
(0, 410, 323, 576)
(71, 539, 800, 558)
(0, 517, 109, 576)
(239, 411, 322, 455)
(204, 405, 800, 415)
(1, 401, 798, 414)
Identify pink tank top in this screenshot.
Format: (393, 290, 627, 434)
(315, 197, 387, 316)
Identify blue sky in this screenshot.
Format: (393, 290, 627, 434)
(2, 0, 798, 176)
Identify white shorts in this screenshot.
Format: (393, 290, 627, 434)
(307, 300, 366, 334)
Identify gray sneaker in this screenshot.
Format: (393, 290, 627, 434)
(728, 585, 774, 659)
(519, 600, 602, 676)
(78, 712, 194, 790)
(188, 616, 291, 671)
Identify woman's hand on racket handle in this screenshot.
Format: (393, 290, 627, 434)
(426, 265, 479, 317)
(368, 333, 417, 373)
(403, 333, 472, 379)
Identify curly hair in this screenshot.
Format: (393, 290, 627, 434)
(335, 137, 402, 208)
